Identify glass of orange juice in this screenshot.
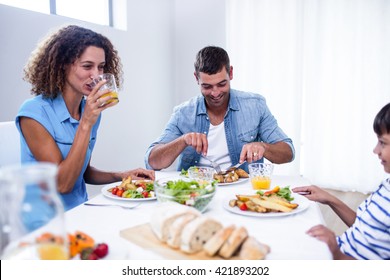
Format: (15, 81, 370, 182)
(248, 163, 274, 190)
(92, 73, 119, 106)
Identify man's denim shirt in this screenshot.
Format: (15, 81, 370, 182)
(145, 89, 295, 172)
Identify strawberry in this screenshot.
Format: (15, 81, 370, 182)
(93, 243, 109, 258)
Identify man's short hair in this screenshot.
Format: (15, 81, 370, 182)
(194, 46, 230, 77)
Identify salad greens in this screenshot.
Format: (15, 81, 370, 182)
(180, 168, 188, 176)
(257, 186, 294, 201)
(156, 179, 216, 212)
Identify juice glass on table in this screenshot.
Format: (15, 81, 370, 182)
(248, 163, 274, 190)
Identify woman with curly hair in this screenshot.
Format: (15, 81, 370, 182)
(16, 25, 154, 210)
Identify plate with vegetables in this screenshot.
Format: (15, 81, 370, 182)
(180, 167, 250, 186)
(223, 186, 310, 217)
(102, 178, 156, 201)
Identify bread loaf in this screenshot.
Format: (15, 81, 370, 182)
(218, 226, 248, 258)
(167, 212, 199, 249)
(203, 224, 236, 256)
(180, 216, 223, 254)
(150, 202, 200, 242)
(149, 202, 270, 259)
(239, 236, 270, 260)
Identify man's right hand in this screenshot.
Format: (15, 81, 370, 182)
(183, 132, 208, 155)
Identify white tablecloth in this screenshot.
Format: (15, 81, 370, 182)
(65, 171, 332, 260)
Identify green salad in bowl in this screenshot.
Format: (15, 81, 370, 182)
(154, 177, 217, 212)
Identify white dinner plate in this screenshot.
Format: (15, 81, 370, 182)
(222, 193, 310, 217)
(217, 178, 249, 186)
(101, 185, 157, 202)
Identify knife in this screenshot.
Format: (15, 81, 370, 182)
(227, 160, 246, 171)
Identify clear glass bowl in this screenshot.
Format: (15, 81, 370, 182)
(187, 166, 215, 181)
(154, 177, 217, 213)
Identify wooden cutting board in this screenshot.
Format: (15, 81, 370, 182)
(120, 223, 229, 260)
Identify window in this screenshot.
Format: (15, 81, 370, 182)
(226, 0, 389, 193)
(56, 0, 111, 26)
(0, 0, 125, 29)
(0, 0, 49, 14)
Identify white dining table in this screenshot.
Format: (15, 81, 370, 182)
(65, 171, 332, 260)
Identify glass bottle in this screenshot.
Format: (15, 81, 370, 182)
(0, 162, 68, 260)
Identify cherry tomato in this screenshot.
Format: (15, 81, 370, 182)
(142, 191, 149, 198)
(239, 203, 248, 211)
(190, 192, 199, 198)
(116, 189, 124, 197)
(111, 187, 118, 195)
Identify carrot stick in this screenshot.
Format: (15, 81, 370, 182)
(263, 186, 280, 196)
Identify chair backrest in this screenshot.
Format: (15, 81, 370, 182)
(0, 121, 21, 167)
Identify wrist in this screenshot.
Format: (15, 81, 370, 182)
(259, 142, 267, 155)
(113, 172, 125, 181)
(78, 119, 93, 132)
(181, 135, 190, 147)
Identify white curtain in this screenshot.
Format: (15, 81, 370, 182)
(226, 0, 390, 193)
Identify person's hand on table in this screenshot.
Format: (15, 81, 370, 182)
(124, 168, 155, 180)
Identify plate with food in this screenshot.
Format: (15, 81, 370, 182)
(217, 178, 249, 186)
(222, 186, 310, 217)
(102, 177, 156, 201)
(213, 168, 250, 186)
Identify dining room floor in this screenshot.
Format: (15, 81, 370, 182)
(318, 189, 369, 236)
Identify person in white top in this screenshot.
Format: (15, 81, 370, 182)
(145, 46, 294, 172)
(293, 103, 390, 260)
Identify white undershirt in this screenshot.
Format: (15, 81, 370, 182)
(198, 121, 232, 170)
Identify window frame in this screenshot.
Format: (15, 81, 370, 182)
(1, 0, 114, 27)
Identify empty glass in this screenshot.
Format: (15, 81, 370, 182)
(187, 166, 215, 181)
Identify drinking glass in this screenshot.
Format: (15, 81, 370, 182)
(187, 166, 215, 181)
(91, 73, 119, 105)
(0, 163, 68, 260)
(248, 162, 274, 190)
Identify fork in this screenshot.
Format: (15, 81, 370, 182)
(83, 202, 140, 209)
(201, 155, 222, 174)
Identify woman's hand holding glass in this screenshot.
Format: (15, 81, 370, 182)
(91, 73, 119, 108)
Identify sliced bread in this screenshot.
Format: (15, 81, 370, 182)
(166, 212, 199, 249)
(203, 225, 236, 256)
(150, 202, 200, 242)
(218, 226, 248, 258)
(239, 236, 270, 260)
(180, 216, 223, 254)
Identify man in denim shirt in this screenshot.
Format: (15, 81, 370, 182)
(145, 46, 294, 172)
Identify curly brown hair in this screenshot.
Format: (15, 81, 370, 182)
(23, 25, 123, 98)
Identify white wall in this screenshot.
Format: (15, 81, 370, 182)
(0, 0, 226, 175)
(173, 0, 226, 104)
